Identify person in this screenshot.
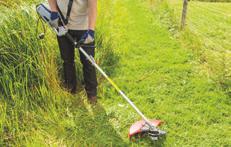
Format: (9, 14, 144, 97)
(48, 0, 98, 104)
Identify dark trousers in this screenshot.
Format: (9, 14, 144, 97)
(57, 30, 97, 97)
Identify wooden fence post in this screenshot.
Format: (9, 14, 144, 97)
(181, 0, 188, 29)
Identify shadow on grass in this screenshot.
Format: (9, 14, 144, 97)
(67, 97, 166, 146)
(130, 136, 166, 147)
(130, 134, 166, 147)
(66, 97, 127, 146)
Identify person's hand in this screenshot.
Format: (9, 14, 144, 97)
(49, 11, 59, 28)
(80, 29, 95, 44)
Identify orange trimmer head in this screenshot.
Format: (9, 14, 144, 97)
(129, 119, 166, 141)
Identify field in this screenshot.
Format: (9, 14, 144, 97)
(169, 0, 231, 91)
(0, 0, 230, 146)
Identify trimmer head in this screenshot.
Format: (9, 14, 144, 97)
(129, 120, 166, 141)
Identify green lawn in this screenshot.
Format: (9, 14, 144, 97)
(0, 0, 230, 146)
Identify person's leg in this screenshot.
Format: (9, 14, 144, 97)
(57, 34, 77, 93)
(77, 31, 98, 100)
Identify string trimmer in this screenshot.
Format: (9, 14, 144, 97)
(36, 3, 166, 141)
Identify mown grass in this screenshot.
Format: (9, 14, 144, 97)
(0, 0, 230, 146)
(101, 0, 230, 146)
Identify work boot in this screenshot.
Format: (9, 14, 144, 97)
(88, 96, 97, 104)
(70, 88, 77, 95)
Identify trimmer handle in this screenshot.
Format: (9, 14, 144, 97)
(65, 33, 95, 48)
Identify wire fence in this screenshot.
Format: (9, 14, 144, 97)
(178, 0, 231, 52)
(169, 0, 231, 89)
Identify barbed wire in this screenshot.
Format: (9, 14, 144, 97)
(189, 1, 231, 15)
(170, 1, 231, 17)
(167, 0, 230, 53)
(187, 23, 229, 53)
(188, 3, 230, 17)
(189, 22, 229, 41)
(186, 15, 231, 34)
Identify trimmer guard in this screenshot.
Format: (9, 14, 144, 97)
(129, 120, 163, 138)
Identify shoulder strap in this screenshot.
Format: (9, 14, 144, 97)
(57, 0, 74, 25)
(66, 0, 73, 24)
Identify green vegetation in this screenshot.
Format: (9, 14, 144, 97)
(0, 1, 119, 145)
(0, 0, 230, 146)
(193, 0, 231, 2)
(168, 0, 231, 95)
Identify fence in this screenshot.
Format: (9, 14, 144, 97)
(181, 0, 188, 29)
(175, 0, 231, 90)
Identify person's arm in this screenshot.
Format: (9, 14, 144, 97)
(48, 0, 58, 12)
(88, 0, 97, 30)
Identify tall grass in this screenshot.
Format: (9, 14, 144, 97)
(0, 1, 118, 145)
(0, 4, 67, 145)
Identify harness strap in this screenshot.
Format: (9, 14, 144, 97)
(57, 0, 73, 25)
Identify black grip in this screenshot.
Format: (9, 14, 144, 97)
(65, 33, 77, 46)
